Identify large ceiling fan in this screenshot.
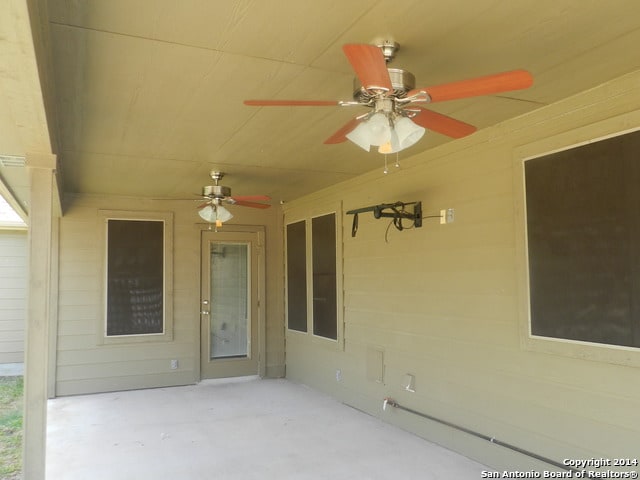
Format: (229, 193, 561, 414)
(244, 42, 533, 154)
(196, 171, 271, 227)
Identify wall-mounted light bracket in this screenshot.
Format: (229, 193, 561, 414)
(346, 201, 422, 237)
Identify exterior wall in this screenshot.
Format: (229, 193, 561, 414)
(0, 229, 27, 364)
(55, 194, 284, 396)
(284, 70, 640, 471)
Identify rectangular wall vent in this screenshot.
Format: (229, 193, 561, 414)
(0, 155, 26, 167)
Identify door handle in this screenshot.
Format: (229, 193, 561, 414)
(201, 310, 209, 315)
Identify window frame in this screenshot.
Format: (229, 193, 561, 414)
(310, 212, 338, 340)
(285, 220, 308, 333)
(514, 111, 640, 367)
(284, 202, 343, 349)
(98, 210, 174, 345)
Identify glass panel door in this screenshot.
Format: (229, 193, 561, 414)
(209, 242, 249, 359)
(200, 231, 261, 379)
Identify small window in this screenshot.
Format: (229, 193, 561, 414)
(100, 211, 173, 343)
(312, 213, 337, 340)
(524, 129, 640, 349)
(286, 221, 307, 332)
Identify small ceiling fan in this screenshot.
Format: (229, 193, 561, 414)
(196, 171, 271, 226)
(244, 42, 533, 154)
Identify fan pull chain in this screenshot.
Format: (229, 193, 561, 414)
(382, 154, 400, 174)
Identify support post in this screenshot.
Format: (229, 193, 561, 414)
(23, 154, 57, 480)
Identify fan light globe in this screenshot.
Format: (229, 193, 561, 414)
(367, 113, 391, 146)
(395, 116, 425, 150)
(198, 205, 233, 224)
(349, 114, 425, 154)
(347, 113, 394, 151)
(345, 122, 372, 151)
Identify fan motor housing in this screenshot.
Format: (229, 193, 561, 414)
(353, 68, 416, 103)
(203, 185, 231, 198)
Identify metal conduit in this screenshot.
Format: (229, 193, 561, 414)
(382, 398, 580, 474)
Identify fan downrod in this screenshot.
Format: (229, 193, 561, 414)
(210, 171, 225, 184)
(377, 40, 399, 63)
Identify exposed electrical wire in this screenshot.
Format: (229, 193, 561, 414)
(385, 220, 394, 243)
(384, 213, 445, 242)
(384, 217, 415, 242)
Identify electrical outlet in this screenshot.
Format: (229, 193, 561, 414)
(446, 208, 455, 223)
(170, 359, 179, 370)
(440, 208, 455, 224)
(336, 369, 342, 382)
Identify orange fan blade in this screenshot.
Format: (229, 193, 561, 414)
(407, 69, 533, 103)
(324, 117, 362, 144)
(342, 44, 392, 93)
(411, 108, 477, 139)
(244, 100, 340, 106)
(231, 195, 271, 202)
(233, 200, 271, 209)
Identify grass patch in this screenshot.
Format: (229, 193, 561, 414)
(0, 376, 23, 479)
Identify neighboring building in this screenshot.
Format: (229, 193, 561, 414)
(0, 195, 27, 365)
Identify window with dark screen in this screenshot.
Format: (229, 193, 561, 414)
(311, 213, 337, 340)
(286, 220, 307, 332)
(524, 129, 640, 349)
(106, 219, 165, 336)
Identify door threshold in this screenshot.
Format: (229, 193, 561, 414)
(199, 375, 260, 385)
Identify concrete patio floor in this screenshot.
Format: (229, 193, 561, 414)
(46, 377, 488, 479)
